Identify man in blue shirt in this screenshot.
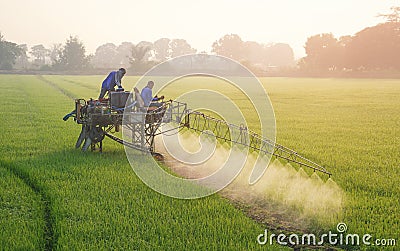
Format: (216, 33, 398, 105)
(141, 81, 164, 108)
(99, 68, 126, 99)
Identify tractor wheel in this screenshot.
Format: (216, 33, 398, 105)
(89, 126, 105, 143)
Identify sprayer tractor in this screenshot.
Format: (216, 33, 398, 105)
(63, 89, 331, 177)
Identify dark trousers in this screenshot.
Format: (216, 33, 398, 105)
(99, 87, 115, 99)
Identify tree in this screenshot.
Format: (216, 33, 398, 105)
(92, 43, 118, 68)
(243, 41, 264, 65)
(170, 39, 196, 58)
(153, 38, 171, 62)
(299, 6, 400, 73)
(301, 33, 342, 71)
(0, 32, 22, 70)
(346, 22, 400, 70)
(378, 6, 400, 23)
(129, 44, 151, 72)
(31, 44, 49, 66)
(345, 6, 400, 71)
(54, 36, 91, 70)
(212, 34, 244, 61)
(336, 35, 352, 69)
(137, 41, 154, 60)
(116, 42, 134, 67)
(14, 44, 30, 69)
(266, 43, 295, 67)
(49, 43, 62, 66)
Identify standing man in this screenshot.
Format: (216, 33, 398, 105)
(99, 68, 126, 99)
(141, 81, 164, 108)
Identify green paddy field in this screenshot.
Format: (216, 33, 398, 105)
(0, 75, 398, 250)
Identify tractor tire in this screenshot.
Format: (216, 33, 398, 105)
(89, 126, 105, 143)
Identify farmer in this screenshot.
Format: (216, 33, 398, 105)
(98, 68, 126, 99)
(140, 80, 164, 108)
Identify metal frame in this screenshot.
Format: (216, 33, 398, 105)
(183, 111, 331, 176)
(70, 97, 331, 177)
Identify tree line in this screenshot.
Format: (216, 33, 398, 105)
(0, 33, 294, 74)
(300, 7, 400, 75)
(1, 6, 399, 76)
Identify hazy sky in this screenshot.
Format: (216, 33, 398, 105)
(0, 0, 397, 58)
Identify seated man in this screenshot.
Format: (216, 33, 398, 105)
(140, 81, 164, 109)
(99, 68, 126, 99)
